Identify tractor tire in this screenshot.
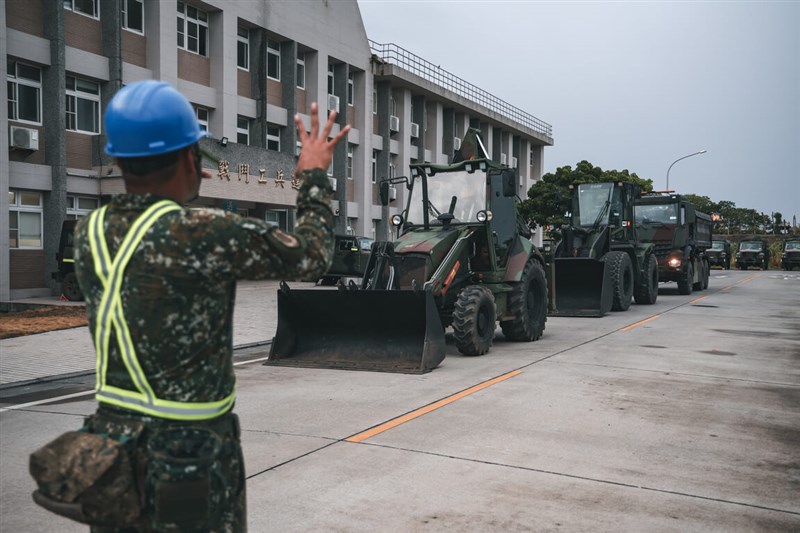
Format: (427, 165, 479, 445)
(453, 285, 496, 356)
(62, 272, 84, 302)
(605, 251, 633, 312)
(678, 262, 694, 295)
(693, 260, 705, 291)
(500, 257, 547, 342)
(633, 253, 658, 305)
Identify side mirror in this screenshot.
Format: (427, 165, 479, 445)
(379, 181, 389, 206)
(503, 170, 516, 197)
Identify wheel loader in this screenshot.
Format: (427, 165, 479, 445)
(266, 129, 548, 373)
(549, 181, 658, 317)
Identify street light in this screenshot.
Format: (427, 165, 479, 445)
(666, 150, 707, 190)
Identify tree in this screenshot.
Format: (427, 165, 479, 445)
(520, 160, 653, 231)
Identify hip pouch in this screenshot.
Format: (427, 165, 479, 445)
(145, 427, 223, 530)
(29, 429, 141, 527)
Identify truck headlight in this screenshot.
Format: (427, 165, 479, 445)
(721, 252, 726, 257)
(668, 257, 681, 268)
(758, 252, 764, 258)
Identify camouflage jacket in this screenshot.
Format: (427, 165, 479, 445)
(73, 168, 334, 407)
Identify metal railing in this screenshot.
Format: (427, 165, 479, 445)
(369, 40, 552, 138)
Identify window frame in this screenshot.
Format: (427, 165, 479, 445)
(237, 27, 249, 71)
(296, 53, 306, 89)
(177, 2, 209, 57)
(237, 116, 250, 146)
(63, 0, 99, 19)
(267, 39, 281, 81)
(65, 75, 101, 134)
(122, 0, 144, 34)
(195, 106, 209, 131)
(372, 150, 378, 183)
(346, 144, 354, 180)
(266, 124, 281, 152)
(347, 72, 354, 106)
(66, 195, 98, 220)
(9, 190, 43, 249)
(327, 63, 335, 96)
(7, 60, 43, 125)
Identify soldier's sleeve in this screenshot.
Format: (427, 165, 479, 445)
(218, 167, 335, 281)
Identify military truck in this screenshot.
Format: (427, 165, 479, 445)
(51, 220, 83, 301)
(550, 181, 659, 316)
(781, 240, 800, 270)
(707, 239, 732, 270)
(635, 193, 712, 295)
(267, 129, 548, 373)
(736, 239, 770, 270)
(318, 234, 374, 285)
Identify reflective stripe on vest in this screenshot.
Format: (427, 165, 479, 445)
(88, 200, 236, 421)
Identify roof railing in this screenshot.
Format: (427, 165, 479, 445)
(369, 40, 552, 138)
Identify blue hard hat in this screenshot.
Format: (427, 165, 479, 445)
(105, 80, 209, 157)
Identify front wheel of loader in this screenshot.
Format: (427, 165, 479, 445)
(453, 285, 496, 356)
(633, 254, 658, 305)
(501, 257, 547, 341)
(606, 251, 633, 311)
(62, 272, 84, 302)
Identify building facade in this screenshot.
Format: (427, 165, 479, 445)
(1, 0, 553, 300)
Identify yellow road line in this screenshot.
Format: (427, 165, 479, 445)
(690, 295, 709, 304)
(622, 315, 660, 332)
(346, 370, 523, 443)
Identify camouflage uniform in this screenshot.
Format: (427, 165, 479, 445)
(72, 168, 334, 532)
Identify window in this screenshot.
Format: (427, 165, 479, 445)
(372, 150, 378, 183)
(390, 97, 397, 116)
(237, 28, 249, 70)
(195, 106, 209, 131)
(267, 39, 280, 80)
(9, 190, 43, 249)
(266, 124, 280, 151)
(66, 195, 98, 220)
(237, 116, 250, 145)
(346, 217, 356, 236)
(122, 0, 143, 33)
(66, 76, 100, 133)
(373, 90, 377, 114)
(64, 0, 98, 18)
(296, 53, 305, 89)
(347, 72, 354, 106)
(177, 2, 208, 57)
(347, 144, 354, 179)
(7, 61, 42, 124)
(327, 63, 335, 95)
(389, 155, 397, 179)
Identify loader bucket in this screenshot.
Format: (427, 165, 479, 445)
(549, 258, 613, 317)
(266, 284, 446, 374)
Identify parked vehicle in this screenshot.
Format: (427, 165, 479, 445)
(781, 240, 800, 270)
(736, 240, 770, 270)
(707, 239, 732, 270)
(318, 235, 374, 285)
(635, 193, 712, 295)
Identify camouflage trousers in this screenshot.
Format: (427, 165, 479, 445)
(86, 406, 246, 533)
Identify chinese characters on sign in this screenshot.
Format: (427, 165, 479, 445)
(217, 160, 301, 190)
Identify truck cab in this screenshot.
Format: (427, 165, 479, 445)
(707, 239, 732, 270)
(781, 240, 800, 271)
(318, 235, 374, 285)
(736, 240, 770, 270)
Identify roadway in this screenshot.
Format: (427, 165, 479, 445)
(1, 269, 798, 531)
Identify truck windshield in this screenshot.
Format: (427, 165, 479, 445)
(711, 241, 726, 250)
(406, 170, 487, 226)
(636, 203, 679, 225)
(740, 242, 762, 251)
(786, 242, 800, 251)
(574, 183, 613, 227)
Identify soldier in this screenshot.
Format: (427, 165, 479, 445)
(71, 80, 350, 531)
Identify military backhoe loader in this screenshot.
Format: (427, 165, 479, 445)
(267, 130, 548, 373)
(550, 181, 658, 316)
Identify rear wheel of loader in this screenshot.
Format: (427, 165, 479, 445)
(501, 257, 547, 341)
(633, 254, 658, 305)
(606, 251, 633, 311)
(678, 262, 694, 295)
(453, 285, 496, 356)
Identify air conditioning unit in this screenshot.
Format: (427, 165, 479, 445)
(389, 115, 400, 132)
(510, 156, 518, 168)
(388, 186, 397, 201)
(328, 177, 337, 191)
(453, 136, 462, 150)
(328, 94, 340, 113)
(500, 153, 507, 165)
(410, 122, 419, 138)
(10, 126, 39, 150)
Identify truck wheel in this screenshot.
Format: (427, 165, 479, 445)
(693, 260, 705, 291)
(453, 285, 496, 356)
(633, 254, 658, 305)
(500, 257, 547, 342)
(605, 251, 633, 311)
(678, 262, 694, 295)
(62, 272, 84, 302)
(702, 260, 710, 290)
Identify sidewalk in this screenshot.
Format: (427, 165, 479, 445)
(0, 280, 310, 387)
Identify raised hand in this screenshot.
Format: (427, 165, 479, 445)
(295, 102, 351, 173)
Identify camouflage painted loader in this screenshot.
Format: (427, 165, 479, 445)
(267, 130, 548, 373)
(550, 182, 658, 316)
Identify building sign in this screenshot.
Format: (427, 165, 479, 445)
(216, 160, 301, 190)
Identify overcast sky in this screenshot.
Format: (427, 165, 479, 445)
(357, 0, 799, 224)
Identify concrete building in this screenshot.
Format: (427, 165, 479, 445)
(1, 0, 553, 300)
